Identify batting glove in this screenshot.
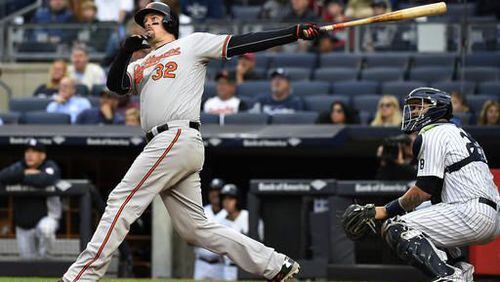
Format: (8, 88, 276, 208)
(296, 23, 321, 40)
(123, 35, 150, 53)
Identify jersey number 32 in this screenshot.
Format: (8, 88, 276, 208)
(152, 62, 178, 80)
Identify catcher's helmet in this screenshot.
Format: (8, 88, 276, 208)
(134, 2, 179, 39)
(401, 87, 452, 134)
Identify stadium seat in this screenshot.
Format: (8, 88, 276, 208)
(409, 67, 454, 83)
(271, 53, 316, 68)
(381, 81, 426, 97)
(352, 95, 381, 114)
(75, 84, 89, 96)
(467, 95, 497, 114)
(332, 80, 379, 96)
(453, 112, 473, 125)
(361, 67, 404, 82)
(203, 82, 217, 100)
(431, 81, 476, 95)
(0, 112, 21, 124)
(461, 67, 498, 83)
(9, 97, 52, 113)
(412, 53, 457, 67)
(314, 68, 359, 82)
(17, 42, 57, 53)
(283, 67, 312, 81)
(359, 111, 373, 125)
(91, 84, 106, 96)
(200, 113, 220, 124)
(292, 81, 330, 96)
(232, 5, 261, 20)
(271, 112, 319, 124)
(477, 81, 500, 95)
(319, 53, 362, 69)
(463, 53, 500, 67)
(304, 95, 349, 112)
(87, 97, 100, 107)
(223, 113, 269, 125)
(237, 81, 270, 97)
(21, 111, 71, 124)
(363, 54, 410, 68)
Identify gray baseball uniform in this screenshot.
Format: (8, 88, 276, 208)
(63, 33, 286, 281)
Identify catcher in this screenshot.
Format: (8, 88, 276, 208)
(342, 87, 499, 282)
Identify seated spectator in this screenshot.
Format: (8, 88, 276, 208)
(282, 0, 319, 22)
(260, 0, 286, 19)
(312, 32, 344, 53)
(204, 71, 247, 115)
(125, 108, 141, 126)
(46, 77, 91, 123)
(80, 1, 98, 23)
(232, 53, 263, 85)
(317, 101, 358, 124)
(478, 100, 499, 126)
(76, 90, 124, 125)
(323, 0, 349, 23)
(0, 139, 61, 259)
(68, 44, 106, 90)
(255, 68, 304, 115)
(33, 59, 68, 98)
(182, 0, 224, 22)
(345, 0, 373, 19)
(450, 91, 470, 113)
(95, 0, 134, 23)
(31, 0, 74, 43)
(371, 95, 402, 127)
(361, 0, 396, 52)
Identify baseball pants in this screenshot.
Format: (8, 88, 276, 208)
(63, 123, 285, 281)
(16, 216, 58, 259)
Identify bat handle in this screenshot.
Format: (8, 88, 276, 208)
(320, 23, 344, 31)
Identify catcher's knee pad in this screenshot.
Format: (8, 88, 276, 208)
(382, 218, 455, 278)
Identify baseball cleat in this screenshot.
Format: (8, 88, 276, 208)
(432, 265, 467, 282)
(268, 256, 300, 282)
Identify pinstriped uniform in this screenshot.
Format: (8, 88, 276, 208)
(401, 123, 499, 247)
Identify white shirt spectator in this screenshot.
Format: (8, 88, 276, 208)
(68, 63, 106, 90)
(203, 97, 245, 115)
(95, 0, 134, 22)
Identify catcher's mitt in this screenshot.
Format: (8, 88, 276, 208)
(341, 204, 377, 240)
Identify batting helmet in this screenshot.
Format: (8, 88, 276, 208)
(134, 2, 179, 39)
(209, 178, 225, 191)
(401, 87, 452, 134)
(220, 184, 239, 198)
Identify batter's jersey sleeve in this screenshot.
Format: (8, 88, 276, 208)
(126, 61, 138, 95)
(417, 130, 447, 179)
(189, 32, 231, 60)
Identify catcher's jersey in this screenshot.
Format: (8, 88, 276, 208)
(416, 123, 499, 203)
(127, 33, 230, 131)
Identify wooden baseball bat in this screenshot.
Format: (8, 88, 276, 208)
(320, 2, 447, 31)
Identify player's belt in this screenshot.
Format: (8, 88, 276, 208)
(198, 256, 223, 264)
(146, 121, 200, 142)
(479, 197, 497, 210)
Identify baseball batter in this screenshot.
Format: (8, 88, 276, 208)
(61, 2, 321, 281)
(342, 87, 499, 282)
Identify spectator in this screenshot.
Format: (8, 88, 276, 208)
(312, 32, 344, 53)
(68, 44, 106, 90)
(345, 0, 373, 19)
(232, 53, 263, 84)
(260, 0, 287, 19)
(478, 100, 499, 125)
(80, 1, 98, 23)
(31, 0, 74, 43)
(317, 101, 358, 124)
(371, 95, 402, 127)
(204, 71, 247, 115)
(46, 77, 92, 123)
(282, 0, 319, 22)
(33, 59, 68, 98)
(450, 91, 470, 113)
(375, 135, 416, 180)
(362, 0, 396, 52)
(124, 108, 141, 126)
(76, 90, 124, 125)
(182, 0, 225, 22)
(0, 139, 61, 259)
(256, 68, 304, 115)
(323, 0, 349, 23)
(95, 0, 134, 23)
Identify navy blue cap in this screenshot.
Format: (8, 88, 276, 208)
(26, 138, 46, 152)
(270, 68, 289, 79)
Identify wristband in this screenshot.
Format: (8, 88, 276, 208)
(384, 198, 406, 218)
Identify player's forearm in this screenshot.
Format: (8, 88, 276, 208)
(226, 26, 298, 57)
(107, 50, 133, 95)
(375, 186, 431, 220)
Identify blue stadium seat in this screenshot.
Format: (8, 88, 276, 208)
(412, 53, 457, 67)
(284, 67, 312, 81)
(352, 95, 380, 114)
(431, 81, 476, 95)
(467, 95, 498, 114)
(18, 42, 57, 53)
(463, 53, 500, 67)
(75, 84, 89, 96)
(271, 53, 316, 68)
(237, 81, 270, 97)
(9, 97, 52, 113)
(361, 67, 404, 82)
(453, 112, 473, 125)
(270, 112, 319, 124)
(477, 81, 500, 95)
(332, 80, 379, 96)
(232, 5, 261, 20)
(255, 54, 270, 69)
(223, 113, 269, 125)
(203, 82, 217, 100)
(462, 67, 498, 83)
(87, 97, 100, 107)
(0, 112, 21, 124)
(314, 68, 359, 82)
(409, 67, 454, 83)
(91, 84, 106, 96)
(364, 54, 410, 68)
(21, 111, 71, 124)
(381, 81, 426, 97)
(319, 53, 362, 68)
(304, 95, 349, 112)
(292, 81, 330, 96)
(200, 113, 220, 124)
(358, 111, 373, 125)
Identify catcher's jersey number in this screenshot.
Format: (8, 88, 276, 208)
(152, 62, 178, 80)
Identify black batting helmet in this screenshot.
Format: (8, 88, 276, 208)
(135, 2, 179, 39)
(221, 184, 239, 198)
